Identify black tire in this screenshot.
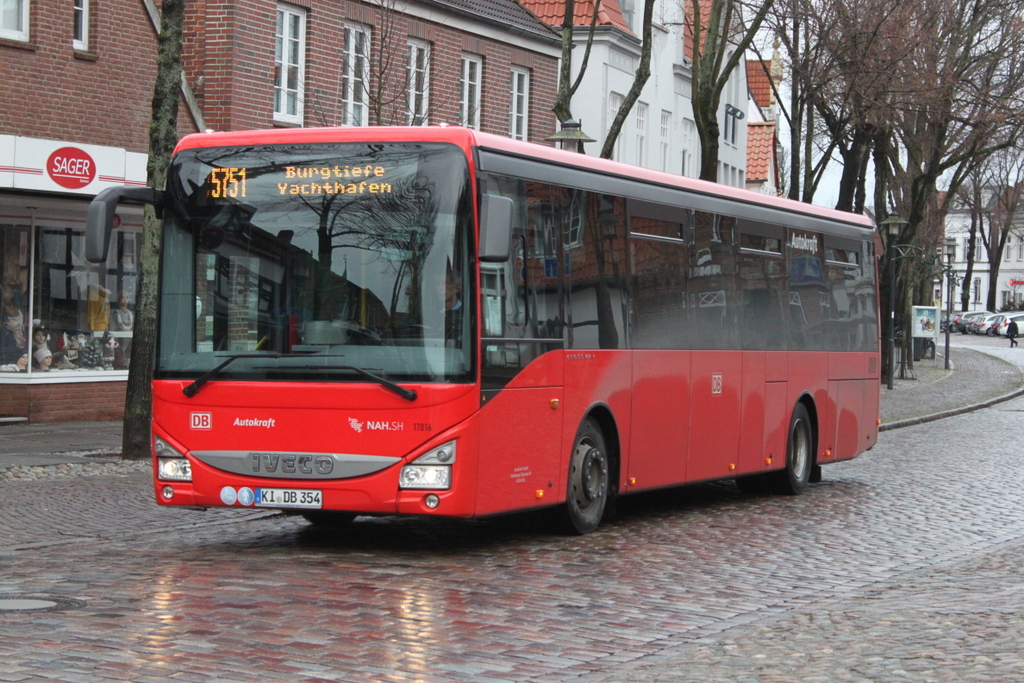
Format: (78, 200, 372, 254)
(300, 511, 357, 528)
(771, 403, 814, 495)
(561, 418, 611, 534)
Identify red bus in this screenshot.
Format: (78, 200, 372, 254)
(87, 126, 879, 534)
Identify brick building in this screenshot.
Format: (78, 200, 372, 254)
(0, 0, 559, 422)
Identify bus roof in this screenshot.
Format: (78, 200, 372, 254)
(175, 126, 875, 231)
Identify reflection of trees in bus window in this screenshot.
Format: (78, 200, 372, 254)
(629, 216, 688, 349)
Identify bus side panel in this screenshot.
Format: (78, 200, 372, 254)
(561, 351, 633, 497)
(688, 351, 743, 482)
(737, 351, 766, 476)
(628, 350, 691, 489)
(474, 386, 564, 516)
(828, 352, 880, 459)
(787, 351, 829, 462)
(763, 381, 789, 469)
(833, 380, 866, 461)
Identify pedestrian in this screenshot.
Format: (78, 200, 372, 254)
(1009, 318, 1019, 348)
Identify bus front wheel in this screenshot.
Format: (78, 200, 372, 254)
(561, 418, 610, 535)
(772, 402, 813, 495)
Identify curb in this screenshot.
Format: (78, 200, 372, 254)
(880, 385, 1024, 431)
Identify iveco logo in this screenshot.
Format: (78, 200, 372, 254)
(250, 453, 334, 476)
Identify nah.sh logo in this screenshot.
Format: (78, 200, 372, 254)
(191, 412, 212, 430)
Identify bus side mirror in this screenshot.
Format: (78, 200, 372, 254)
(86, 186, 164, 263)
(478, 194, 513, 263)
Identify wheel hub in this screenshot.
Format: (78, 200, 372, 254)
(580, 447, 607, 502)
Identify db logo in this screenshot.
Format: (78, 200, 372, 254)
(711, 373, 723, 395)
(190, 412, 212, 429)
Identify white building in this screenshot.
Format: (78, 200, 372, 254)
(522, 0, 749, 187)
(942, 189, 1024, 313)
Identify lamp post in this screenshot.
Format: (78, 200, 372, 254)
(944, 237, 956, 370)
(881, 217, 907, 390)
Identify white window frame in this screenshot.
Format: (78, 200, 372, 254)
(73, 0, 88, 50)
(660, 110, 671, 172)
(274, 4, 306, 124)
(636, 102, 648, 166)
(608, 92, 624, 162)
(460, 54, 483, 129)
(1, 0, 29, 42)
(509, 67, 530, 140)
(341, 24, 371, 126)
(681, 118, 696, 176)
(407, 40, 430, 126)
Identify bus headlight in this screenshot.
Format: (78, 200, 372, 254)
(155, 437, 193, 482)
(399, 441, 455, 490)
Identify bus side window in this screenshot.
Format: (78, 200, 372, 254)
(480, 176, 563, 391)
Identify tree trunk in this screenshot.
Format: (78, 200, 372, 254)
(122, 0, 185, 459)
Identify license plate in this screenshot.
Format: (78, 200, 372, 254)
(255, 488, 322, 509)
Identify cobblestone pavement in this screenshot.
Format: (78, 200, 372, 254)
(1, 336, 1024, 682)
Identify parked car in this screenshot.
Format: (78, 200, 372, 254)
(976, 313, 1005, 336)
(994, 312, 1024, 336)
(960, 311, 993, 334)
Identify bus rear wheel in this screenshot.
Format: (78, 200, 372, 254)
(561, 418, 610, 535)
(771, 402, 813, 495)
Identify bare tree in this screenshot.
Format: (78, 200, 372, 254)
(123, 0, 185, 459)
(553, 0, 605, 123)
(688, 0, 775, 181)
(955, 150, 1024, 311)
(600, 0, 656, 158)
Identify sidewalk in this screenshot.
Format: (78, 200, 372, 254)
(2, 337, 1023, 469)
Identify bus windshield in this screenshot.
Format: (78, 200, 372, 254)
(156, 142, 474, 385)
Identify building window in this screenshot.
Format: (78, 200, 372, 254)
(660, 110, 671, 172)
(460, 54, 482, 129)
(509, 68, 530, 140)
(1, 0, 29, 41)
(1, 222, 139, 376)
(636, 102, 647, 166)
(274, 5, 306, 124)
(73, 0, 88, 50)
(407, 40, 430, 126)
(681, 118, 695, 176)
(341, 25, 370, 126)
(608, 92, 624, 161)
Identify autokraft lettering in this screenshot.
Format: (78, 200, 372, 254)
(233, 417, 276, 428)
(349, 418, 404, 432)
(47, 147, 96, 189)
(251, 452, 333, 475)
(791, 233, 819, 253)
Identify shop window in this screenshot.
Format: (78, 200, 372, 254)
(1, 222, 138, 376)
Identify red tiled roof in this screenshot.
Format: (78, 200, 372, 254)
(746, 121, 776, 182)
(520, 0, 633, 34)
(747, 60, 773, 109)
(683, 0, 716, 63)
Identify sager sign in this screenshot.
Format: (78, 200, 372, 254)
(47, 146, 97, 189)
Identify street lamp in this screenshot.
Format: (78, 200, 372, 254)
(545, 119, 596, 154)
(881, 216, 907, 390)
(944, 237, 956, 370)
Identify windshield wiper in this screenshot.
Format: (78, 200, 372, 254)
(253, 363, 418, 402)
(182, 353, 281, 398)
